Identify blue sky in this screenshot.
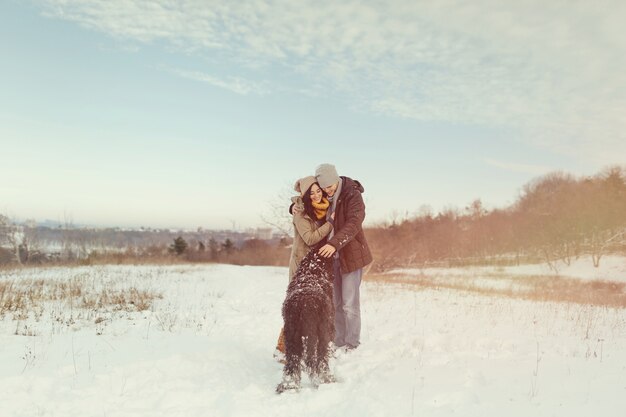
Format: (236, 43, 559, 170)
(1, 1, 624, 230)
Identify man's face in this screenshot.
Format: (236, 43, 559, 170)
(323, 182, 339, 197)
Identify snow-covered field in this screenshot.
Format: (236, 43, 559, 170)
(1, 262, 625, 417)
(388, 255, 626, 282)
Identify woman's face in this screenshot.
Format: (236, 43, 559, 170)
(309, 183, 323, 204)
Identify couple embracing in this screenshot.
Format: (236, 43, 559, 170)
(276, 163, 372, 359)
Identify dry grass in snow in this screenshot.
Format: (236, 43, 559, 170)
(368, 269, 626, 308)
(0, 263, 625, 416)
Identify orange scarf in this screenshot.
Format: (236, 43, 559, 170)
(312, 198, 330, 220)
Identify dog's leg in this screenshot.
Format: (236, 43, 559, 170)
(317, 357, 336, 384)
(304, 333, 320, 388)
(276, 305, 304, 394)
(317, 315, 336, 384)
(276, 352, 302, 393)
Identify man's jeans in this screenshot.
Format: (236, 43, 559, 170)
(333, 260, 362, 347)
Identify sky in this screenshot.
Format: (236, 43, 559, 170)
(1, 0, 625, 230)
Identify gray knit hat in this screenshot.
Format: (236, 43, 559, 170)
(315, 163, 340, 188)
(294, 176, 317, 197)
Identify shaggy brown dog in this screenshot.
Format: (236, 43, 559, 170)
(276, 248, 335, 393)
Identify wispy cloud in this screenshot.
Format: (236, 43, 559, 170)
(38, 0, 626, 164)
(483, 158, 552, 175)
(168, 68, 268, 96)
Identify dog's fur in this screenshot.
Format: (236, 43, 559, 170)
(276, 248, 335, 393)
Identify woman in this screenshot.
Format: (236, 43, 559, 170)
(274, 176, 334, 361)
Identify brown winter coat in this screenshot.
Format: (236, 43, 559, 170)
(288, 196, 334, 280)
(327, 177, 373, 274)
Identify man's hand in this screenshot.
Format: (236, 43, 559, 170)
(318, 244, 336, 258)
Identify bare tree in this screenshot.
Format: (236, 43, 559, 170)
(260, 183, 295, 236)
(590, 228, 626, 267)
(0, 214, 23, 265)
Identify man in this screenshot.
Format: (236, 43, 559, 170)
(316, 163, 372, 350)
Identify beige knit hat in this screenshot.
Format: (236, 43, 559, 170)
(293, 176, 317, 197)
(315, 163, 340, 188)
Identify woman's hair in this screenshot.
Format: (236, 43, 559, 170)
(301, 182, 327, 220)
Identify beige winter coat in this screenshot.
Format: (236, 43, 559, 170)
(288, 196, 333, 281)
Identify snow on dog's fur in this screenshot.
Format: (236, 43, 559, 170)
(276, 248, 335, 393)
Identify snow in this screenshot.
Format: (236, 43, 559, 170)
(1, 262, 625, 416)
(389, 255, 626, 283)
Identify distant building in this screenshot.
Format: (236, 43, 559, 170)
(24, 219, 38, 228)
(246, 227, 273, 240)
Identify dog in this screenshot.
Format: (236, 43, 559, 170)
(276, 247, 336, 393)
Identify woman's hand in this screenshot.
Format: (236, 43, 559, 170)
(318, 244, 336, 258)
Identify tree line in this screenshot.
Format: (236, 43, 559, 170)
(2, 166, 625, 271)
(365, 166, 626, 271)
